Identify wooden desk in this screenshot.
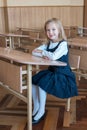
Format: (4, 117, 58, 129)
(0, 47, 67, 130)
(0, 33, 30, 49)
(68, 37, 87, 49)
(0, 33, 46, 49)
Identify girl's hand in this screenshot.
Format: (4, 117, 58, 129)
(33, 49, 50, 60)
(43, 56, 50, 60)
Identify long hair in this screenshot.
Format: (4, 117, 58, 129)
(44, 18, 67, 41)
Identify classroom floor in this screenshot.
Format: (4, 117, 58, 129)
(0, 77, 87, 130)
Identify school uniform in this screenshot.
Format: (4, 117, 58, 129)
(32, 40, 78, 99)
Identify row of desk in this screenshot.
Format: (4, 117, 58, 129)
(0, 32, 46, 49)
(0, 47, 66, 130)
(1, 32, 87, 50)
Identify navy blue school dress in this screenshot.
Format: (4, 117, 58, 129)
(32, 40, 78, 99)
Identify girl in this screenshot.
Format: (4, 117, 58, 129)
(32, 18, 78, 124)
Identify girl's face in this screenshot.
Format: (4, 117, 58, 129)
(45, 22, 60, 42)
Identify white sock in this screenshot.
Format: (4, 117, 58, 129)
(34, 87, 47, 120)
(32, 84, 39, 116)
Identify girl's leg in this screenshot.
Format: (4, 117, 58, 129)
(34, 87, 47, 120)
(32, 84, 39, 116)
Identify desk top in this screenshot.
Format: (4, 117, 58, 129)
(0, 32, 30, 38)
(0, 47, 67, 66)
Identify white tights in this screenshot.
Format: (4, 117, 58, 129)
(32, 84, 47, 120)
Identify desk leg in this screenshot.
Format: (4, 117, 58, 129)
(11, 37, 15, 49)
(9, 36, 13, 49)
(27, 64, 32, 130)
(18, 37, 21, 47)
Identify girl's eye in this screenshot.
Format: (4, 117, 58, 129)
(47, 29, 50, 31)
(52, 29, 56, 31)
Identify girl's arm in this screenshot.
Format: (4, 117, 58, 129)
(32, 44, 47, 57)
(42, 41, 68, 60)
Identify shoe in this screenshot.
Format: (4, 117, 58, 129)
(32, 110, 38, 118)
(32, 113, 46, 125)
(32, 113, 37, 118)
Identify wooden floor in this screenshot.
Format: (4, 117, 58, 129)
(0, 77, 87, 130)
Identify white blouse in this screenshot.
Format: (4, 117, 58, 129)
(32, 41, 68, 60)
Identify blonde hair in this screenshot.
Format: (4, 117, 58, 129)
(44, 18, 67, 41)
